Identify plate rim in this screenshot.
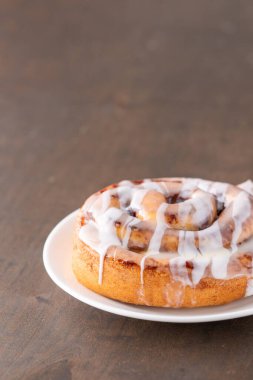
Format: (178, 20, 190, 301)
(43, 210, 253, 323)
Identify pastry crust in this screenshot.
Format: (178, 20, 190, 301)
(73, 233, 247, 308)
(72, 178, 253, 308)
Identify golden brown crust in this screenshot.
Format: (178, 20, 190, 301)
(73, 232, 248, 308)
(73, 178, 253, 308)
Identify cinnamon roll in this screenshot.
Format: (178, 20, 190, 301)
(73, 178, 253, 308)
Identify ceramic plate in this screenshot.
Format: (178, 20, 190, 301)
(43, 210, 253, 323)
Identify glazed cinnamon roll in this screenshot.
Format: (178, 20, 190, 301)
(73, 178, 253, 307)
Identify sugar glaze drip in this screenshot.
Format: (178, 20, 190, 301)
(79, 178, 253, 290)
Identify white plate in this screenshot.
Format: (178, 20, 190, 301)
(43, 210, 253, 323)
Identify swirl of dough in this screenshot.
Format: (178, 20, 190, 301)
(75, 178, 253, 307)
(81, 178, 253, 258)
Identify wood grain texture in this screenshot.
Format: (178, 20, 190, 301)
(0, 0, 253, 379)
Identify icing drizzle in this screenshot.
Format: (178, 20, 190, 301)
(79, 178, 253, 291)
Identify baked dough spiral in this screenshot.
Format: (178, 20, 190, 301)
(73, 178, 253, 307)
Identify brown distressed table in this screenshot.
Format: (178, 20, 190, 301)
(1, 1, 253, 379)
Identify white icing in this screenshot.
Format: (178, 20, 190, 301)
(117, 186, 132, 208)
(140, 202, 168, 283)
(118, 180, 134, 187)
(96, 207, 123, 284)
(130, 189, 149, 210)
(191, 192, 214, 226)
(121, 217, 139, 248)
(79, 221, 99, 248)
(231, 191, 252, 252)
(197, 179, 212, 193)
(178, 231, 199, 257)
(143, 179, 166, 192)
(101, 189, 111, 212)
(148, 203, 168, 251)
(180, 178, 199, 197)
(211, 253, 230, 279)
(238, 180, 253, 195)
(178, 202, 193, 226)
(198, 221, 225, 254)
(79, 178, 253, 294)
(191, 256, 210, 285)
(208, 182, 229, 204)
(169, 256, 192, 286)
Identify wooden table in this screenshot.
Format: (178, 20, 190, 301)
(1, 1, 253, 379)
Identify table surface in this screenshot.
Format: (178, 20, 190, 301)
(1, 1, 253, 379)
